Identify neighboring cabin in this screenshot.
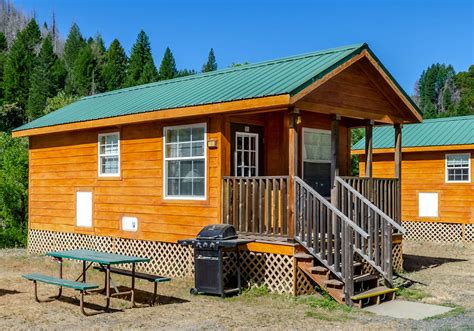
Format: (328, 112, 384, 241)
(13, 43, 422, 299)
(352, 115, 473, 243)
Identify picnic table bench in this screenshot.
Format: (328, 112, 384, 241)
(22, 249, 171, 316)
(22, 273, 99, 310)
(93, 266, 171, 305)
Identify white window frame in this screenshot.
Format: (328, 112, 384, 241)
(445, 153, 471, 183)
(234, 132, 259, 177)
(163, 122, 207, 200)
(98, 132, 120, 177)
(302, 127, 332, 179)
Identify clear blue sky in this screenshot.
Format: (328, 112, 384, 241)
(13, 0, 474, 94)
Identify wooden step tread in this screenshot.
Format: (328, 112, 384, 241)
(310, 266, 328, 273)
(353, 273, 378, 283)
(351, 286, 398, 301)
(324, 279, 344, 287)
(294, 253, 313, 260)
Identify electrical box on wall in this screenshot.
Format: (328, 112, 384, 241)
(122, 216, 138, 232)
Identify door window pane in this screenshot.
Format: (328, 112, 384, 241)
(235, 133, 259, 177)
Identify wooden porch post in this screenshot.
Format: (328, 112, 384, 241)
(394, 124, 402, 223)
(287, 108, 300, 241)
(364, 121, 374, 178)
(330, 115, 341, 206)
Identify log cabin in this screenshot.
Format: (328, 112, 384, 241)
(352, 115, 473, 243)
(13, 43, 423, 306)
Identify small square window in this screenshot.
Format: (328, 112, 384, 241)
(98, 132, 120, 177)
(446, 154, 470, 183)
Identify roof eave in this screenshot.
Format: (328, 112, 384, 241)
(12, 94, 291, 138)
(352, 143, 474, 154)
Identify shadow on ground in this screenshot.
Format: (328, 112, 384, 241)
(114, 285, 189, 306)
(0, 288, 21, 297)
(403, 254, 467, 272)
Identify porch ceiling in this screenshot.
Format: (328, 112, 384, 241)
(291, 51, 422, 126)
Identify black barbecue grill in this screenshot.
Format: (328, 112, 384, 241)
(178, 224, 253, 297)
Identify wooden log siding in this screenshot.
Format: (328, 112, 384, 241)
(28, 119, 223, 243)
(339, 176, 400, 224)
(222, 176, 289, 237)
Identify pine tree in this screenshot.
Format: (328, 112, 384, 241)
(176, 68, 196, 78)
(73, 44, 96, 96)
(63, 23, 85, 70)
(159, 47, 177, 80)
(0, 32, 8, 104)
(3, 19, 41, 110)
(64, 23, 85, 94)
(26, 35, 61, 121)
(88, 33, 106, 94)
(416, 64, 456, 118)
(125, 30, 158, 87)
(202, 48, 217, 72)
(0, 32, 7, 51)
(102, 39, 128, 90)
(454, 65, 474, 115)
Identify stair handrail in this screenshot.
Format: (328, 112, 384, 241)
(335, 176, 405, 234)
(294, 176, 369, 239)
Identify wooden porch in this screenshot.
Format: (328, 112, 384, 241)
(221, 175, 401, 241)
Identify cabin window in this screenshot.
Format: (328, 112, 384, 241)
(302, 128, 332, 197)
(163, 123, 206, 199)
(446, 153, 470, 183)
(98, 132, 120, 177)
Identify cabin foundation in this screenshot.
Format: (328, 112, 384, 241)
(27, 228, 404, 294)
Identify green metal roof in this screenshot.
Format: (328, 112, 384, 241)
(14, 43, 418, 132)
(352, 115, 474, 150)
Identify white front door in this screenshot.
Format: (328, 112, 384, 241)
(235, 132, 259, 177)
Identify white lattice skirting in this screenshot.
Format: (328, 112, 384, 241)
(27, 229, 296, 294)
(403, 221, 474, 243)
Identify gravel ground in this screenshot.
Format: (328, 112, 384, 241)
(0, 241, 473, 330)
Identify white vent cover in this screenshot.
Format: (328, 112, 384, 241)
(122, 216, 138, 232)
(76, 191, 92, 227)
(418, 192, 438, 217)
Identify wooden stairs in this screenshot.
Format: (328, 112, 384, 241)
(293, 176, 405, 307)
(295, 252, 397, 308)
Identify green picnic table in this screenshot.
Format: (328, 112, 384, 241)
(23, 249, 150, 316)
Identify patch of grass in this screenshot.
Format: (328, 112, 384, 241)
(304, 310, 347, 321)
(304, 293, 351, 312)
(241, 283, 270, 297)
(424, 303, 465, 320)
(396, 287, 430, 301)
(301, 293, 352, 321)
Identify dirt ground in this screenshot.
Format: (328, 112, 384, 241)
(0, 241, 473, 330)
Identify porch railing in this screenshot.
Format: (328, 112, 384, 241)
(339, 176, 400, 223)
(294, 176, 369, 302)
(335, 176, 405, 283)
(222, 176, 289, 237)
